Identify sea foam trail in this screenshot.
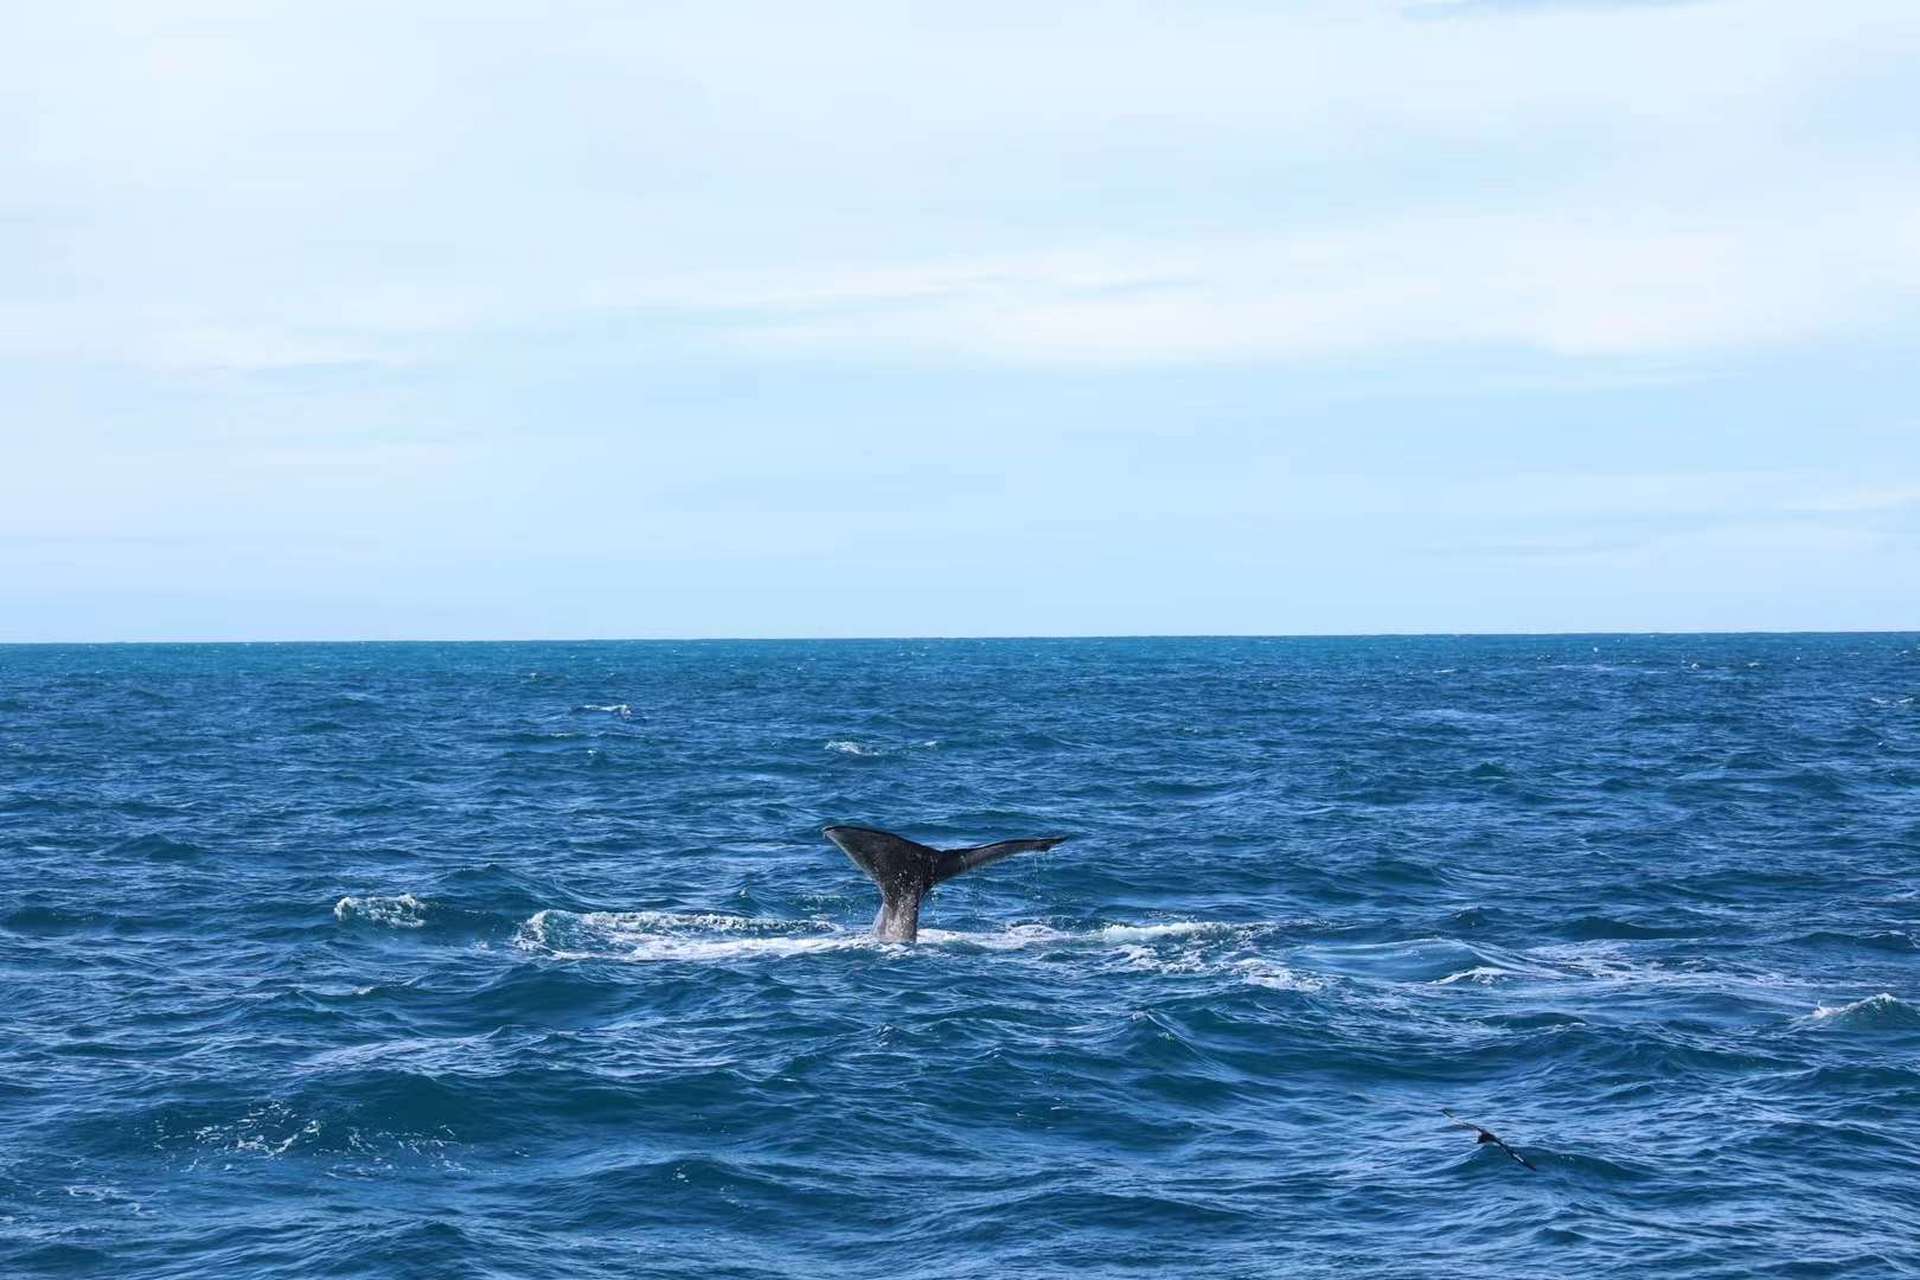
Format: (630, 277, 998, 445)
(512, 911, 1265, 965)
(515, 910, 861, 961)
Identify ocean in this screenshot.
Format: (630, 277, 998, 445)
(2, 635, 1917, 1278)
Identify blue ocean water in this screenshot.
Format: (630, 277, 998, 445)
(3, 635, 1918, 1278)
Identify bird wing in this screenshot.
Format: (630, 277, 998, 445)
(1493, 1139, 1538, 1172)
(1441, 1109, 1537, 1170)
(1441, 1108, 1492, 1137)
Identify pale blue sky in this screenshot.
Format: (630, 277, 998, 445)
(3, 0, 1917, 640)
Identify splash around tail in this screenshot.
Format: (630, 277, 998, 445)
(822, 825, 1070, 942)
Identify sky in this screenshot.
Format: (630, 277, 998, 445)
(2, 0, 1917, 641)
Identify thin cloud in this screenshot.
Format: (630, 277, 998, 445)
(2, 0, 1915, 372)
(1411, 0, 1709, 17)
(626, 198, 1920, 365)
(1791, 484, 1920, 515)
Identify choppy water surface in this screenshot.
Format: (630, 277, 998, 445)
(3, 636, 1918, 1278)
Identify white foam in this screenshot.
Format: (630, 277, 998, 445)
(577, 704, 633, 717)
(194, 1104, 324, 1157)
(1811, 992, 1916, 1022)
(515, 909, 864, 961)
(1236, 958, 1328, 992)
(823, 738, 940, 756)
(333, 894, 427, 928)
(1115, 944, 1221, 976)
(913, 920, 1244, 953)
(1435, 965, 1520, 986)
(570, 910, 813, 934)
(913, 923, 1068, 950)
(1095, 921, 1230, 943)
(1503, 944, 1816, 1010)
(514, 911, 1272, 966)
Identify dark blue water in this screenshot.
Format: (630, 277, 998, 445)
(4, 636, 1918, 1278)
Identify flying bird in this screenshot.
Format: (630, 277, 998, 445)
(1442, 1109, 1538, 1171)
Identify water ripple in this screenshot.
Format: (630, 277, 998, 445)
(2, 635, 1917, 1277)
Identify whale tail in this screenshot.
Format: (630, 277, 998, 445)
(822, 825, 1069, 942)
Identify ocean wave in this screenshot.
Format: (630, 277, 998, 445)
(1235, 958, 1328, 992)
(1523, 944, 1804, 1002)
(172, 1097, 466, 1169)
(918, 920, 1257, 957)
(15, 635, 1920, 1280)
(1559, 914, 1712, 941)
(824, 738, 940, 757)
(1292, 937, 1550, 985)
(1795, 929, 1919, 953)
(194, 1105, 325, 1158)
(1809, 993, 1920, 1029)
(1434, 965, 1523, 986)
(2, 905, 110, 934)
(1095, 921, 1241, 943)
(496, 729, 583, 743)
(106, 833, 207, 862)
(333, 894, 429, 929)
(1114, 943, 1213, 975)
(513, 911, 1264, 965)
(515, 909, 859, 961)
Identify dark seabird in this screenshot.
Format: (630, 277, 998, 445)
(1443, 1109, 1538, 1171)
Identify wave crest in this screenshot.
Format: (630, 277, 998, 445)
(333, 894, 429, 929)
(515, 909, 856, 961)
(1810, 993, 1920, 1029)
(512, 911, 1266, 966)
(824, 738, 940, 757)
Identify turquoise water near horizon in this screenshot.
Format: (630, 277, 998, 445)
(3, 635, 1918, 1277)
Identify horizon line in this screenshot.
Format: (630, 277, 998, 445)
(3, 627, 1916, 648)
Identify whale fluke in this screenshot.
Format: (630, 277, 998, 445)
(822, 824, 1069, 942)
